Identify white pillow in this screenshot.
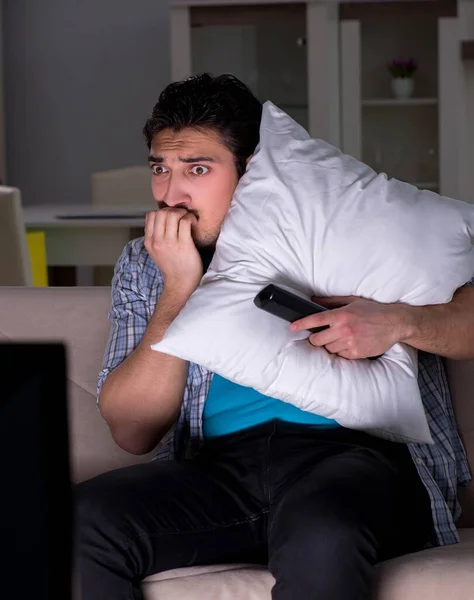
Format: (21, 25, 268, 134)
(153, 101, 474, 444)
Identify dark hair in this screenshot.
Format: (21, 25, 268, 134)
(143, 73, 263, 177)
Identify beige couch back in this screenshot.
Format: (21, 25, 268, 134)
(0, 286, 473, 526)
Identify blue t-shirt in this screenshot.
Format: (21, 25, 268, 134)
(203, 374, 339, 438)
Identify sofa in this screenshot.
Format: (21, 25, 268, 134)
(1, 285, 474, 600)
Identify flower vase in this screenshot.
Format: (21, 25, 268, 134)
(391, 77, 414, 100)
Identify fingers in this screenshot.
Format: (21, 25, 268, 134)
(163, 208, 188, 241)
(290, 311, 333, 333)
(146, 208, 189, 245)
(307, 325, 340, 347)
(322, 339, 349, 355)
(153, 209, 167, 240)
(308, 331, 353, 359)
(178, 212, 197, 243)
(145, 209, 168, 243)
(144, 210, 156, 242)
(335, 350, 358, 360)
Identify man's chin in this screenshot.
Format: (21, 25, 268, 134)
(192, 229, 219, 249)
(194, 239, 217, 251)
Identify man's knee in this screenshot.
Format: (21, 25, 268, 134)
(268, 494, 376, 600)
(76, 472, 135, 553)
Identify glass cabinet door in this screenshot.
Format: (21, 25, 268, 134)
(190, 5, 308, 129)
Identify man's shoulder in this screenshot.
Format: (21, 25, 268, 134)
(121, 236, 148, 264)
(118, 237, 163, 286)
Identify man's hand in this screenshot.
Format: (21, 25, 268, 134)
(145, 208, 203, 299)
(290, 296, 406, 360)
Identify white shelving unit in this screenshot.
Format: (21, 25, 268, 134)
(340, 8, 464, 199)
(341, 14, 449, 193)
(169, 0, 468, 201)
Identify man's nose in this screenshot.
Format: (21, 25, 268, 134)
(162, 179, 190, 208)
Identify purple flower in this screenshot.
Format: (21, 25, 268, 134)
(388, 57, 417, 78)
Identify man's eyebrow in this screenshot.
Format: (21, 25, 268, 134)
(148, 155, 217, 164)
(179, 156, 216, 163)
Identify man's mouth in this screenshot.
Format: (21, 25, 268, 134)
(157, 202, 199, 220)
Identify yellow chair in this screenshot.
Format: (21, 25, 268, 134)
(26, 231, 48, 287)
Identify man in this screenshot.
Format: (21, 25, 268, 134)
(78, 74, 474, 600)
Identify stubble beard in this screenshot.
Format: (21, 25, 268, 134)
(191, 220, 221, 250)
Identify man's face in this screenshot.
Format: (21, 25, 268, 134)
(148, 127, 240, 247)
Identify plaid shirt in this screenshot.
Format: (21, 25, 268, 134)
(98, 237, 473, 548)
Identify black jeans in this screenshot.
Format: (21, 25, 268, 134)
(77, 421, 432, 600)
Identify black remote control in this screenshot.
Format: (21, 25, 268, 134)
(254, 284, 330, 334)
(254, 284, 382, 360)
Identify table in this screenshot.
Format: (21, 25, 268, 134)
(23, 204, 150, 286)
(23, 204, 150, 267)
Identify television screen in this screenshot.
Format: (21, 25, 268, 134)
(0, 343, 72, 600)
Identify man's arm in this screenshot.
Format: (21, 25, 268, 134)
(99, 285, 192, 455)
(396, 285, 474, 359)
(290, 279, 474, 361)
(98, 208, 203, 455)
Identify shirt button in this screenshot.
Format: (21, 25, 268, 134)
(414, 457, 424, 465)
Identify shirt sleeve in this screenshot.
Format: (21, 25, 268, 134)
(96, 241, 161, 402)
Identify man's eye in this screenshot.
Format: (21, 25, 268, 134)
(190, 165, 210, 176)
(151, 165, 167, 176)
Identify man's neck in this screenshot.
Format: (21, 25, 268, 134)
(199, 247, 215, 274)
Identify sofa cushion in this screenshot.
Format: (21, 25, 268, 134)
(375, 528, 474, 599)
(142, 564, 273, 600)
(142, 529, 474, 600)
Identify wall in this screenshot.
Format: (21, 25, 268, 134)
(3, 0, 170, 206)
(0, 0, 6, 182)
